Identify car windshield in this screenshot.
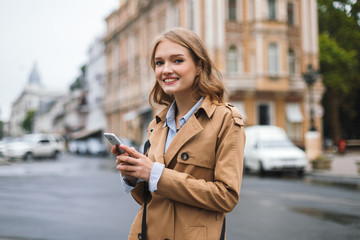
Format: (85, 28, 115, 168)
(21, 135, 40, 143)
(260, 139, 294, 148)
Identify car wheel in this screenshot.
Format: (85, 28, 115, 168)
(52, 151, 60, 160)
(297, 169, 305, 177)
(24, 152, 33, 161)
(259, 161, 266, 177)
(243, 158, 250, 174)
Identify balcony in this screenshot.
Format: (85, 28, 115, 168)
(224, 74, 256, 94)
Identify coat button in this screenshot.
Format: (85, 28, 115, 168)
(181, 152, 189, 161)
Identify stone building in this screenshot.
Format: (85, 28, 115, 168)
(103, 0, 323, 148)
(9, 64, 65, 136)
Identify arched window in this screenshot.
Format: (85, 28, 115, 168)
(268, 43, 278, 75)
(187, 0, 194, 30)
(288, 49, 296, 75)
(268, 0, 276, 20)
(227, 45, 238, 73)
(228, 0, 237, 21)
(287, 2, 294, 25)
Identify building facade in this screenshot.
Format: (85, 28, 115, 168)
(84, 38, 107, 136)
(104, 0, 324, 147)
(9, 64, 65, 136)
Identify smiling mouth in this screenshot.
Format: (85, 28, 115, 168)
(163, 78, 179, 83)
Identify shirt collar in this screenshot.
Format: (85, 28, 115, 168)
(156, 96, 216, 124)
(163, 97, 204, 130)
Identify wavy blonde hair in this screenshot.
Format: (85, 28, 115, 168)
(149, 28, 227, 107)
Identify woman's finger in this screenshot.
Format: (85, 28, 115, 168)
(118, 155, 139, 166)
(111, 145, 119, 155)
(119, 144, 143, 158)
(117, 163, 137, 173)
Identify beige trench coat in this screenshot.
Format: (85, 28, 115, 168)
(128, 97, 245, 240)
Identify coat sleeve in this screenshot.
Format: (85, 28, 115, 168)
(130, 181, 147, 205)
(130, 119, 158, 205)
(155, 108, 245, 213)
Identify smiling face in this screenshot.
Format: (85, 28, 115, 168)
(154, 39, 199, 100)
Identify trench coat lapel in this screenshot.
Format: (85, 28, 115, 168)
(164, 114, 203, 167)
(148, 122, 168, 165)
(148, 107, 169, 165)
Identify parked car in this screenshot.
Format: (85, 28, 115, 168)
(3, 134, 65, 160)
(69, 136, 140, 156)
(68, 140, 88, 155)
(0, 138, 16, 157)
(86, 138, 108, 156)
(244, 125, 307, 176)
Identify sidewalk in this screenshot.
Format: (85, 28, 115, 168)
(305, 150, 360, 190)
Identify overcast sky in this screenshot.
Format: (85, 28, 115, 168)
(0, 0, 119, 121)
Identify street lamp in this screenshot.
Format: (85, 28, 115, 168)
(302, 64, 318, 131)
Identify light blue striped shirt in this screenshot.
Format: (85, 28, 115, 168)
(121, 97, 204, 193)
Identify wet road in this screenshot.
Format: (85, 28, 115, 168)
(0, 154, 359, 240)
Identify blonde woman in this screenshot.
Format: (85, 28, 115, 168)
(112, 28, 245, 240)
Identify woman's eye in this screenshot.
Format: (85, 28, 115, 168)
(155, 61, 163, 66)
(175, 59, 184, 64)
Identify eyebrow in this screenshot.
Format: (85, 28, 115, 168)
(154, 54, 185, 59)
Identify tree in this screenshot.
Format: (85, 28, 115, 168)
(70, 65, 87, 91)
(22, 109, 36, 134)
(318, 0, 360, 144)
(319, 33, 356, 143)
(0, 120, 3, 139)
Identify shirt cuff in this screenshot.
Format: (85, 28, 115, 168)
(149, 162, 165, 192)
(119, 173, 143, 193)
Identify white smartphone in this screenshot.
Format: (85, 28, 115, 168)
(103, 133, 126, 154)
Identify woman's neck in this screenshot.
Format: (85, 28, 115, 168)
(174, 95, 198, 119)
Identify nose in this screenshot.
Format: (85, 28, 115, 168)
(163, 62, 173, 74)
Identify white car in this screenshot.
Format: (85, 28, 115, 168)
(68, 140, 87, 155)
(86, 138, 108, 156)
(3, 134, 65, 160)
(0, 138, 17, 157)
(244, 125, 307, 176)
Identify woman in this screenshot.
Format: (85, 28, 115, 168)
(112, 28, 245, 240)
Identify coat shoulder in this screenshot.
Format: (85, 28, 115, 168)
(215, 103, 244, 127)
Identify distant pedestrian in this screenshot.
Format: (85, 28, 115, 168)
(112, 28, 245, 240)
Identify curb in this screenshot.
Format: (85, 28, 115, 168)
(0, 158, 10, 166)
(305, 172, 360, 191)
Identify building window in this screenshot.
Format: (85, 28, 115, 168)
(228, 0, 237, 21)
(187, 0, 194, 30)
(287, 2, 294, 25)
(257, 102, 273, 125)
(268, 43, 278, 76)
(174, 6, 180, 27)
(288, 49, 296, 75)
(268, 0, 276, 20)
(248, 0, 254, 21)
(227, 45, 238, 73)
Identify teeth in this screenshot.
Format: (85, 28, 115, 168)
(164, 78, 178, 83)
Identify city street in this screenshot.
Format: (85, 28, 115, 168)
(0, 154, 359, 240)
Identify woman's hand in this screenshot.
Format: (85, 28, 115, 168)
(115, 144, 154, 182)
(111, 145, 137, 185)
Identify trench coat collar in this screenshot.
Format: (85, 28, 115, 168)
(195, 96, 217, 119)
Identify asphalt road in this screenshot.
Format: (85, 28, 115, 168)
(0, 154, 359, 240)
